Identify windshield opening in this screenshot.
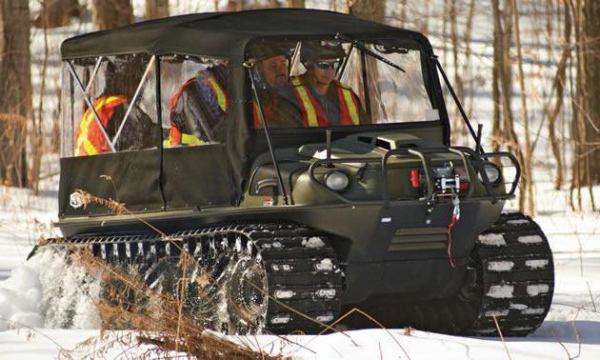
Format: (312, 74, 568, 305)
(248, 38, 437, 130)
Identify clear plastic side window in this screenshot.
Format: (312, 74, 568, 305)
(62, 54, 159, 157)
(160, 56, 229, 147)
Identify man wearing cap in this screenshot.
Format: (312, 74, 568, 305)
(165, 63, 228, 147)
(290, 43, 367, 127)
(75, 56, 159, 156)
(251, 43, 303, 128)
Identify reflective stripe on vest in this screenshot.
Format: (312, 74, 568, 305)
(166, 70, 227, 146)
(291, 77, 360, 127)
(75, 96, 127, 156)
(337, 83, 360, 125)
(291, 77, 320, 127)
(252, 96, 277, 129)
(253, 102, 263, 128)
(196, 73, 228, 113)
(163, 126, 204, 148)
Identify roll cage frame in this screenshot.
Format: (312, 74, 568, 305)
(62, 32, 517, 209)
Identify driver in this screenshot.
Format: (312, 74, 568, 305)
(251, 44, 303, 128)
(290, 43, 367, 127)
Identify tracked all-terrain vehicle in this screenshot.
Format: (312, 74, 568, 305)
(35, 9, 554, 336)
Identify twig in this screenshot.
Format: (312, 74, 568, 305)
(492, 315, 512, 360)
(550, 328, 572, 359)
(586, 281, 597, 312)
(572, 308, 582, 359)
(0, 317, 72, 359)
(304, 307, 410, 360)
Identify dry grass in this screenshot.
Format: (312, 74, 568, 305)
(53, 188, 411, 358)
(63, 246, 276, 359)
(53, 187, 278, 359)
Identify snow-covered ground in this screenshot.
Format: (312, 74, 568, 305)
(1, 158, 598, 359)
(1, 0, 600, 358)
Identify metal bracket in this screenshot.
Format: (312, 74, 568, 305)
(111, 55, 157, 148)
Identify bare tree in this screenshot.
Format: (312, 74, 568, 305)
(92, 0, 133, 31)
(146, 0, 169, 20)
(0, 0, 32, 187)
(226, 0, 279, 11)
(511, 0, 535, 215)
(544, 0, 570, 190)
(580, 0, 600, 188)
(33, 0, 81, 28)
(492, 0, 529, 213)
(449, 0, 463, 140)
(570, 0, 598, 210)
(287, 0, 305, 7)
(350, 0, 385, 23)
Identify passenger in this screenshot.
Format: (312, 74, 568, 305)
(75, 57, 158, 156)
(252, 44, 303, 128)
(290, 43, 367, 127)
(166, 63, 228, 147)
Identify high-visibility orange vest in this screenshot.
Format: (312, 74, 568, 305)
(165, 71, 228, 147)
(290, 77, 361, 127)
(252, 95, 278, 129)
(75, 96, 127, 156)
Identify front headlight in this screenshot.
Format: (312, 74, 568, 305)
(324, 171, 350, 192)
(478, 162, 501, 184)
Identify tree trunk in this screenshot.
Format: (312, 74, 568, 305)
(226, 0, 279, 11)
(287, 0, 305, 8)
(145, 0, 169, 20)
(0, 0, 31, 187)
(546, 1, 570, 190)
(492, 0, 528, 213)
(491, 0, 502, 154)
(511, 0, 535, 215)
(350, 0, 385, 23)
(580, 0, 600, 186)
(33, 0, 81, 28)
(92, 0, 133, 31)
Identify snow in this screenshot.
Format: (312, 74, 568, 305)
(315, 289, 337, 299)
(1, 0, 600, 358)
(315, 258, 334, 272)
(271, 315, 292, 324)
(527, 284, 551, 297)
(274, 290, 296, 299)
(507, 220, 531, 225)
(510, 303, 528, 311)
(526, 259, 550, 269)
(479, 233, 507, 246)
(485, 309, 509, 318)
(518, 235, 544, 244)
(487, 284, 515, 299)
(302, 237, 326, 249)
(488, 261, 515, 272)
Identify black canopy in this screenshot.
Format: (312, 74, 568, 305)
(61, 8, 431, 62)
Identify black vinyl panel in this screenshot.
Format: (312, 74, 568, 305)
(161, 144, 237, 210)
(59, 149, 163, 217)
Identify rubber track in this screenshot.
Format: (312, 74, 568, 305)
(466, 212, 555, 336)
(345, 212, 554, 337)
(40, 222, 343, 335)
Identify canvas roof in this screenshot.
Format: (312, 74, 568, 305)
(61, 8, 431, 62)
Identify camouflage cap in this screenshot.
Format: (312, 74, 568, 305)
(249, 43, 289, 61)
(301, 41, 346, 65)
